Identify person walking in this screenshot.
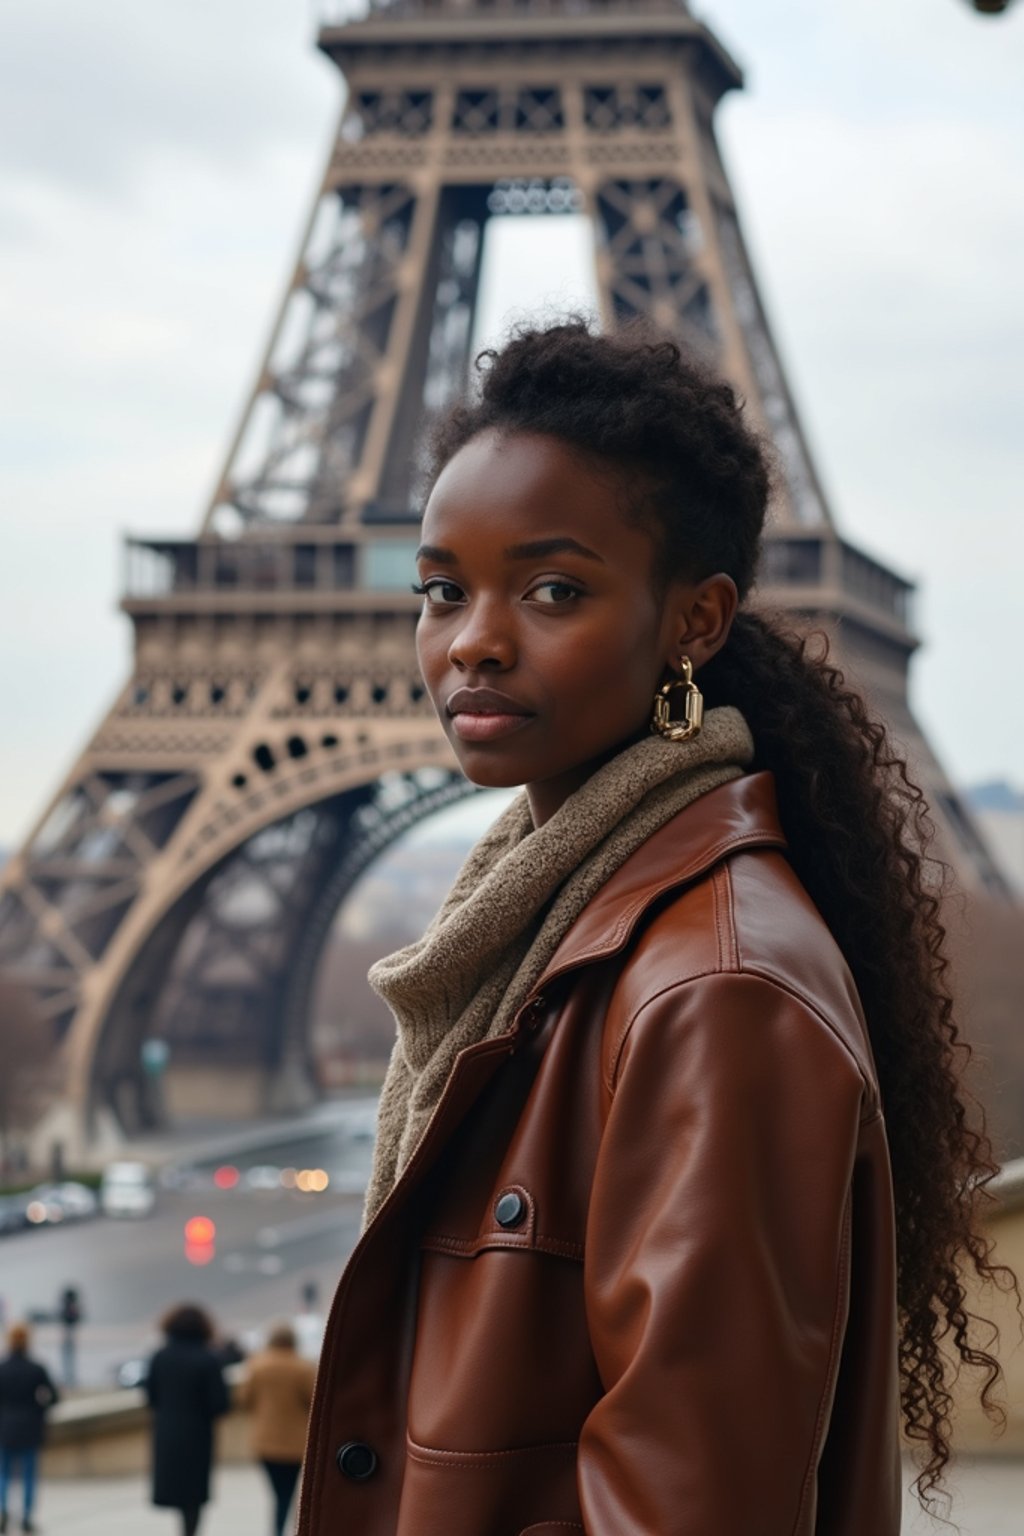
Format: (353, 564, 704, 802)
(292, 1281, 323, 1363)
(297, 317, 1014, 1536)
(56, 1287, 81, 1390)
(145, 1304, 229, 1536)
(239, 1324, 316, 1536)
(0, 1323, 58, 1534)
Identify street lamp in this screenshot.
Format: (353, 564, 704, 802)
(140, 1036, 170, 1127)
(140, 1037, 170, 1077)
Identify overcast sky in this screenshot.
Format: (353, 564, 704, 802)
(0, 0, 1021, 849)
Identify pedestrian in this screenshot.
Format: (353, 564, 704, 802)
(145, 1304, 229, 1536)
(239, 1323, 316, 1536)
(297, 316, 1014, 1535)
(292, 1281, 323, 1362)
(0, 1322, 59, 1534)
(56, 1286, 81, 1389)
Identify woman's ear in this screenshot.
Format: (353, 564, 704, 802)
(667, 573, 738, 672)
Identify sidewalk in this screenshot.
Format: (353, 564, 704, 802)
(15, 1457, 1024, 1533)
(14, 1466, 265, 1534)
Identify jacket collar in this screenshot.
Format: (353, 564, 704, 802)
(532, 770, 787, 995)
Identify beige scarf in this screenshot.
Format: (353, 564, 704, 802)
(363, 706, 755, 1226)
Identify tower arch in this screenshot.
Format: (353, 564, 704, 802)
(89, 757, 478, 1138)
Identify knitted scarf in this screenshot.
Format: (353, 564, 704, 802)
(363, 705, 755, 1226)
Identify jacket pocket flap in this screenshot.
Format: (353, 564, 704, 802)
(421, 1182, 583, 1262)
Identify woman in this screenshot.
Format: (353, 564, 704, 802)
(0, 1324, 58, 1535)
(145, 1304, 229, 1536)
(298, 319, 1010, 1536)
(239, 1323, 317, 1536)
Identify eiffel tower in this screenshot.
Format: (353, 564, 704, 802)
(0, 0, 1007, 1164)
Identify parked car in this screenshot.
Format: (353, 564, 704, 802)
(54, 1181, 99, 1218)
(24, 1181, 97, 1225)
(100, 1161, 155, 1218)
(24, 1187, 67, 1226)
(0, 1194, 30, 1235)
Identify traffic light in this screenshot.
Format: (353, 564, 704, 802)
(184, 1214, 216, 1265)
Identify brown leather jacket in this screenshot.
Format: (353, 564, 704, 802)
(299, 771, 902, 1535)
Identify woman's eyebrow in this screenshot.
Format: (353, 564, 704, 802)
(415, 544, 457, 564)
(504, 537, 605, 564)
(416, 536, 606, 565)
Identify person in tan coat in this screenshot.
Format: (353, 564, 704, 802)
(239, 1325, 316, 1536)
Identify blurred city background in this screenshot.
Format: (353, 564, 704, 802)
(0, 1, 1022, 1530)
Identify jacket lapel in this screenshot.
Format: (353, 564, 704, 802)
(358, 770, 786, 1245)
(531, 769, 787, 991)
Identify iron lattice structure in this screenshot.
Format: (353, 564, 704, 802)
(0, 0, 1007, 1161)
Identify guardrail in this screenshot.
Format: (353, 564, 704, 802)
(43, 1366, 249, 1479)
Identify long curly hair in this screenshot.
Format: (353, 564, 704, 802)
(420, 315, 1017, 1507)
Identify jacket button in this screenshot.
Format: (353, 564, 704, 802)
(494, 1191, 526, 1229)
(336, 1441, 378, 1481)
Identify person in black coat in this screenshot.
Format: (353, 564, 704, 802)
(0, 1323, 59, 1534)
(145, 1304, 229, 1536)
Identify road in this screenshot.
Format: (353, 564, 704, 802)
(0, 1102, 377, 1388)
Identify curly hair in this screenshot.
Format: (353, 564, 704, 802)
(420, 314, 1017, 1507)
(160, 1302, 215, 1344)
(6, 1323, 30, 1355)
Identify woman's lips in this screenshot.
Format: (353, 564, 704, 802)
(449, 711, 534, 743)
(445, 686, 535, 743)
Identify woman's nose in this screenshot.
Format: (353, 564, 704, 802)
(447, 605, 516, 672)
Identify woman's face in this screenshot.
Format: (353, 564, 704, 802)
(415, 428, 735, 824)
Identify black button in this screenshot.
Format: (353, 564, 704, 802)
(336, 1441, 378, 1481)
(494, 1191, 526, 1229)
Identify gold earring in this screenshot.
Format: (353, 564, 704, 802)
(651, 656, 704, 742)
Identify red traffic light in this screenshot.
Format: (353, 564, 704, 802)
(184, 1215, 216, 1245)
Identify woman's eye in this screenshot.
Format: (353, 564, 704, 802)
(413, 579, 464, 606)
(529, 580, 581, 605)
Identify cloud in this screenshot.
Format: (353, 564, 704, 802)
(706, 0, 1024, 115)
(0, 150, 325, 476)
(0, 0, 338, 202)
